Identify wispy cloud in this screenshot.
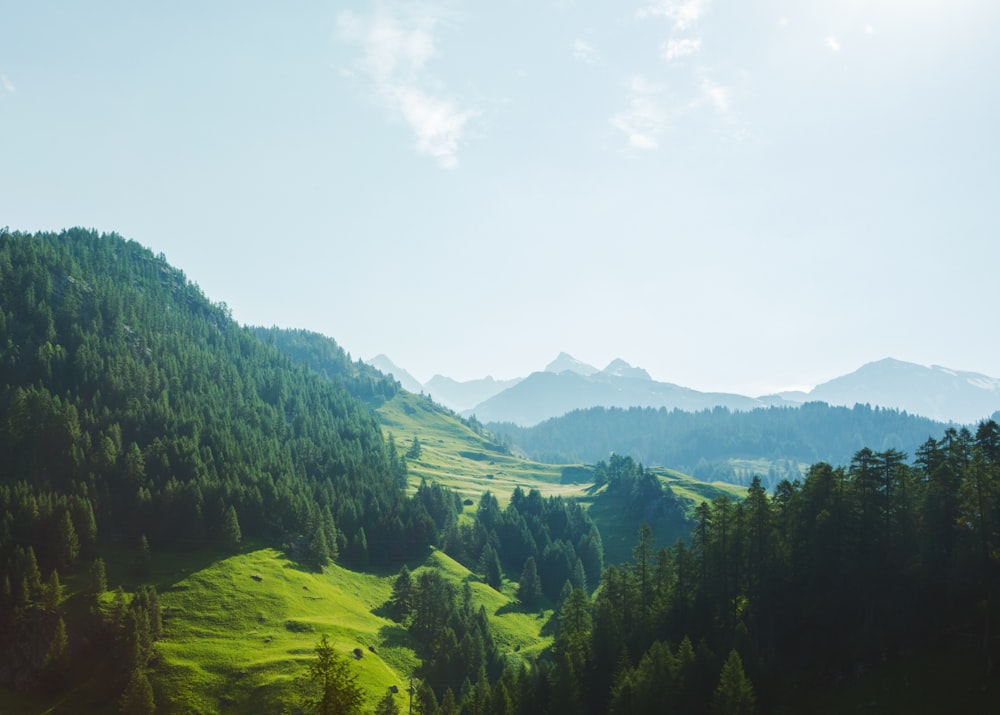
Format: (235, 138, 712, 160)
(662, 37, 701, 62)
(572, 39, 599, 64)
(610, 76, 669, 150)
(337, 6, 476, 169)
(699, 76, 729, 113)
(826, 36, 841, 52)
(0, 74, 15, 94)
(637, 0, 708, 31)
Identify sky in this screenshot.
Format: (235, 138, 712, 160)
(2, 0, 999, 395)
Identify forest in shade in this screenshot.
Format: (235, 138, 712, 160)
(490, 403, 957, 487)
(395, 435, 1000, 713)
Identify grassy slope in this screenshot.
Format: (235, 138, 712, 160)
(152, 547, 406, 713)
(147, 545, 553, 713)
(378, 391, 747, 565)
(377, 392, 590, 505)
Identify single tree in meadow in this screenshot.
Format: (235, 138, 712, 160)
(303, 634, 364, 715)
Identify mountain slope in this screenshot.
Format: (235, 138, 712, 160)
(423, 374, 522, 412)
(491, 402, 951, 487)
(805, 357, 1000, 424)
(544, 352, 599, 376)
(366, 354, 424, 394)
(467, 370, 764, 426)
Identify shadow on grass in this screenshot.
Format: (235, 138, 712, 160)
(378, 623, 418, 652)
(371, 599, 395, 620)
(98, 540, 247, 593)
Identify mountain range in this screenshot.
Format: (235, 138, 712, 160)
(368, 353, 1000, 426)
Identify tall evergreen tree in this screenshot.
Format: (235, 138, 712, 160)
(711, 650, 755, 715)
(303, 635, 364, 715)
(517, 556, 542, 609)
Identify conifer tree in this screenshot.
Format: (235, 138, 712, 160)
(43, 616, 71, 686)
(87, 557, 108, 599)
(54, 509, 80, 571)
(390, 565, 413, 622)
(43, 569, 61, 610)
(375, 690, 401, 715)
(517, 556, 542, 608)
(711, 650, 755, 715)
(482, 543, 503, 591)
(221, 504, 241, 549)
(119, 667, 155, 715)
(303, 634, 364, 715)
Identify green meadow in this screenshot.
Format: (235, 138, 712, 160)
(144, 545, 550, 713)
(377, 392, 591, 505)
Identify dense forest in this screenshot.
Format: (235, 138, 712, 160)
(0, 229, 431, 704)
(398, 422, 1000, 713)
(490, 403, 953, 486)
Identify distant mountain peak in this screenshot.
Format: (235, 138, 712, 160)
(809, 357, 1000, 423)
(544, 352, 599, 376)
(365, 354, 423, 394)
(600, 358, 652, 381)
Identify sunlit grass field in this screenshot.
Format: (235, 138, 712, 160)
(148, 545, 552, 713)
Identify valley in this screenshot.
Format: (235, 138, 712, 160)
(1, 229, 998, 714)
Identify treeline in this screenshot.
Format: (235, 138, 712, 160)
(408, 480, 605, 605)
(382, 482, 606, 707)
(251, 325, 399, 406)
(416, 421, 1000, 713)
(0, 229, 440, 702)
(491, 402, 952, 487)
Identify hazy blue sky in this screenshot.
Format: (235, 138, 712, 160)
(3, 1, 998, 394)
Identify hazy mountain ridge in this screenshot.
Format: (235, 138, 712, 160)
(423, 374, 523, 412)
(373, 353, 1000, 426)
(367, 354, 423, 394)
(799, 357, 1000, 424)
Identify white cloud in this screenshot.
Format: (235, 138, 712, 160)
(662, 37, 701, 61)
(572, 39, 599, 64)
(826, 36, 841, 52)
(865, 25, 875, 35)
(610, 76, 669, 150)
(637, 0, 708, 31)
(0, 74, 14, 94)
(699, 77, 729, 113)
(778, 17, 789, 29)
(390, 87, 475, 169)
(337, 7, 476, 169)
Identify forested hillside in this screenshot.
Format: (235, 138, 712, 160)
(491, 403, 949, 486)
(417, 423, 1000, 714)
(252, 325, 399, 406)
(0, 228, 424, 702)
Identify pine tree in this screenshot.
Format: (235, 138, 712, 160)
(711, 650, 755, 715)
(390, 565, 413, 622)
(119, 667, 156, 715)
(54, 509, 80, 572)
(87, 557, 108, 599)
(303, 634, 364, 715)
(375, 690, 401, 715)
(221, 505, 241, 549)
(42, 569, 61, 610)
(43, 616, 71, 686)
(517, 556, 542, 608)
(482, 543, 503, 591)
